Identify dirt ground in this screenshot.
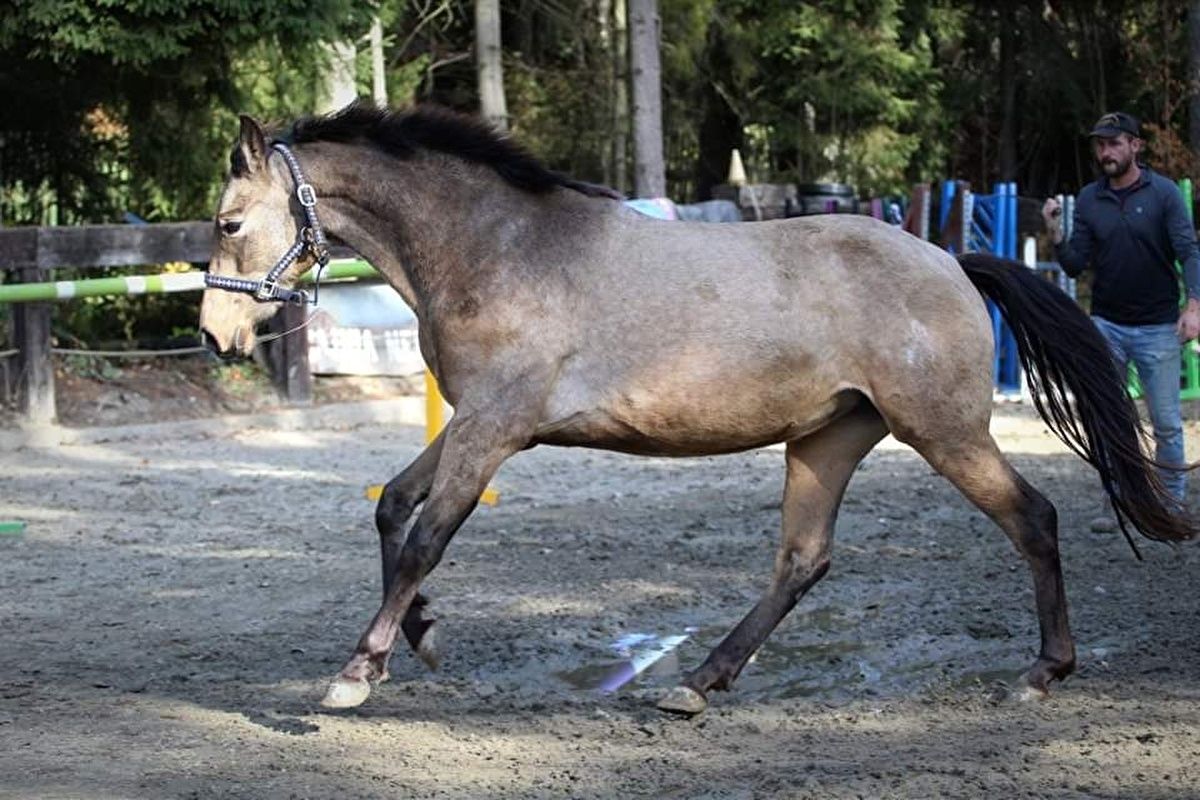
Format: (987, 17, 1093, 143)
(3, 391, 1200, 799)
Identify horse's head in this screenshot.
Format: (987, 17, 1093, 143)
(199, 116, 320, 358)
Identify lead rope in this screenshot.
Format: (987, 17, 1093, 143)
(255, 308, 333, 345)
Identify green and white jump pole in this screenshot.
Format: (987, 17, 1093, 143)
(0, 259, 379, 304)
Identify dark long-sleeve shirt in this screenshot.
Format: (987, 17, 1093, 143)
(1056, 166, 1200, 325)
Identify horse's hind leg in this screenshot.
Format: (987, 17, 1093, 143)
(910, 431, 1075, 697)
(375, 431, 446, 670)
(659, 402, 888, 715)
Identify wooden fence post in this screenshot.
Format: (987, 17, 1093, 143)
(903, 184, 931, 240)
(940, 181, 971, 253)
(12, 265, 55, 423)
(266, 304, 312, 404)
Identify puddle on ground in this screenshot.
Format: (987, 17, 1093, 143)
(736, 637, 872, 698)
(555, 629, 695, 692)
(556, 650, 684, 691)
(551, 605, 1098, 701)
(553, 624, 874, 698)
(948, 667, 1025, 690)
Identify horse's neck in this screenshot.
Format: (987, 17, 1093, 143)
(305, 145, 591, 315)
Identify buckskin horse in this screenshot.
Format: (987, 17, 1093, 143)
(198, 103, 1195, 715)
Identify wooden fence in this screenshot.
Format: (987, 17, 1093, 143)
(0, 222, 353, 424)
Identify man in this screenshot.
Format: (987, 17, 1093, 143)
(1043, 111, 1200, 505)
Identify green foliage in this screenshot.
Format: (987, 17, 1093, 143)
(62, 354, 122, 382)
(0, 0, 372, 224)
(0, 1, 383, 349)
(507, 55, 613, 181)
(0, 1, 366, 68)
(699, 0, 955, 195)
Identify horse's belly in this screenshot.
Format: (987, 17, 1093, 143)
(533, 380, 856, 457)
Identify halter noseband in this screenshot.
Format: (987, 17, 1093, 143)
(203, 143, 330, 306)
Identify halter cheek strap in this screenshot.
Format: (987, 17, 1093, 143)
(203, 143, 331, 305)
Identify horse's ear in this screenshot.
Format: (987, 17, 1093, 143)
(231, 115, 268, 177)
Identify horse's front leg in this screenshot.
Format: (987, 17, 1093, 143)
(323, 409, 533, 709)
(375, 431, 446, 671)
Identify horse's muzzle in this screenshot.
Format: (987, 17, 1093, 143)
(200, 327, 239, 361)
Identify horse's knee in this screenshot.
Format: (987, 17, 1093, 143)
(375, 481, 421, 537)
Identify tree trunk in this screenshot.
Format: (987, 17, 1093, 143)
(1189, 0, 1200, 160)
(475, 0, 508, 132)
(306, 38, 359, 404)
(597, 0, 614, 186)
(695, 21, 742, 201)
(370, 16, 387, 107)
(629, 0, 665, 197)
(611, 0, 630, 194)
(998, 6, 1018, 182)
(318, 40, 358, 114)
(514, 0, 534, 59)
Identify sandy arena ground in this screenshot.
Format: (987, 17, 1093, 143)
(2, 404, 1199, 799)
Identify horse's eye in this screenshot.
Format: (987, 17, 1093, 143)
(221, 220, 242, 236)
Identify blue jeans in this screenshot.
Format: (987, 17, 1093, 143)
(1092, 316, 1186, 502)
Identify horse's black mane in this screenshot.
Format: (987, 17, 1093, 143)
(286, 102, 622, 200)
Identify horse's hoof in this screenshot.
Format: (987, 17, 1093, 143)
(417, 623, 440, 671)
(656, 685, 708, 716)
(321, 677, 371, 709)
(1015, 673, 1050, 703)
(1014, 684, 1049, 703)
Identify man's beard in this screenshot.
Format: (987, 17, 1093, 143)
(1100, 155, 1133, 178)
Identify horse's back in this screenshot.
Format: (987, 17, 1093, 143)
(583, 212, 993, 377)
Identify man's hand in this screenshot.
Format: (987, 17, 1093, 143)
(1179, 299, 1200, 342)
(1042, 198, 1064, 244)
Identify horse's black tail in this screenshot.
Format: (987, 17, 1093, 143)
(958, 251, 1198, 550)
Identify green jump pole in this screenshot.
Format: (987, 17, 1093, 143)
(0, 259, 380, 304)
(302, 260, 379, 282)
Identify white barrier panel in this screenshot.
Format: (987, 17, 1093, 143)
(307, 282, 423, 376)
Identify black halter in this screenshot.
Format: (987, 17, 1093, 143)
(203, 143, 330, 305)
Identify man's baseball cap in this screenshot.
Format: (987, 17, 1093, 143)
(1089, 111, 1141, 139)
